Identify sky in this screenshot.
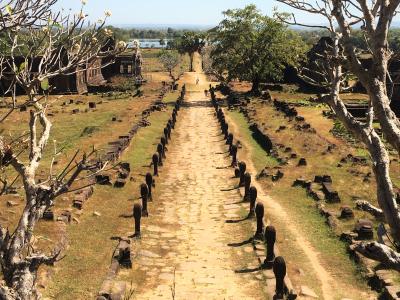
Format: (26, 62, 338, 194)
(54, 0, 326, 27)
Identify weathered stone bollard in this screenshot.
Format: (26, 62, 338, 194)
(152, 153, 159, 176)
(248, 186, 257, 217)
(238, 161, 247, 187)
(231, 145, 238, 166)
(160, 137, 167, 158)
(273, 256, 286, 299)
(167, 123, 172, 139)
(243, 172, 251, 201)
(222, 123, 229, 139)
(172, 113, 177, 125)
(164, 128, 169, 143)
(146, 172, 154, 201)
(157, 143, 164, 166)
(226, 133, 233, 146)
(254, 202, 264, 240)
(264, 225, 276, 265)
(140, 183, 149, 217)
(133, 203, 142, 237)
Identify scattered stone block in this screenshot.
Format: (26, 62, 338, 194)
(298, 158, 307, 166)
(114, 178, 126, 188)
(96, 174, 111, 185)
(322, 182, 340, 203)
(354, 219, 374, 240)
(42, 209, 55, 221)
(340, 206, 354, 219)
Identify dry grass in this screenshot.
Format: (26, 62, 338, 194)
(224, 97, 387, 298)
(41, 106, 172, 299)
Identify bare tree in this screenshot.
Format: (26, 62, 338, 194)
(157, 49, 184, 85)
(0, 2, 125, 299)
(0, 0, 56, 33)
(276, 0, 400, 268)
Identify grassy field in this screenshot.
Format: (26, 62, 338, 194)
(221, 81, 397, 298)
(225, 110, 372, 299)
(42, 106, 173, 299)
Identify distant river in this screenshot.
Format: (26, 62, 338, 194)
(127, 39, 170, 49)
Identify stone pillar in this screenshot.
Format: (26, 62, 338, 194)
(231, 144, 238, 166)
(133, 203, 142, 237)
(222, 123, 229, 139)
(273, 256, 286, 299)
(157, 143, 163, 166)
(164, 128, 169, 144)
(226, 133, 233, 146)
(167, 123, 172, 139)
(146, 172, 154, 201)
(254, 202, 264, 240)
(160, 137, 167, 158)
(152, 153, 159, 176)
(248, 186, 257, 217)
(243, 172, 251, 201)
(264, 225, 276, 265)
(140, 183, 149, 217)
(238, 161, 247, 187)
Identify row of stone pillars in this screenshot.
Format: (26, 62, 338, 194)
(210, 86, 295, 300)
(133, 87, 185, 239)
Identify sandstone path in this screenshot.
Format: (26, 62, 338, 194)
(120, 54, 271, 299)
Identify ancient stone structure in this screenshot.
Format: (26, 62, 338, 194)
(243, 172, 251, 201)
(354, 219, 373, 240)
(164, 128, 169, 144)
(157, 143, 164, 166)
(226, 133, 233, 147)
(160, 137, 167, 158)
(254, 202, 265, 240)
(133, 203, 142, 238)
(238, 161, 247, 187)
(248, 186, 257, 218)
(231, 145, 238, 166)
(140, 183, 149, 217)
(340, 206, 354, 219)
(152, 153, 159, 176)
(264, 225, 276, 266)
(273, 256, 287, 299)
(145, 173, 154, 201)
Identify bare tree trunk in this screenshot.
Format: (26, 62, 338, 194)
(189, 52, 194, 72)
(368, 133, 400, 243)
(251, 78, 261, 95)
(368, 82, 400, 152)
(325, 36, 400, 245)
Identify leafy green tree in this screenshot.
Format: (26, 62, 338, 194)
(174, 31, 205, 71)
(209, 5, 306, 94)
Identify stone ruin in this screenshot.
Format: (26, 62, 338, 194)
(114, 162, 130, 188)
(72, 186, 94, 209)
(254, 202, 265, 240)
(293, 175, 340, 203)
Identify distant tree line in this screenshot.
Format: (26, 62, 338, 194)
(109, 24, 400, 54)
(105, 26, 206, 42)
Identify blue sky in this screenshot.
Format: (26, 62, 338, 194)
(54, 0, 325, 27)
